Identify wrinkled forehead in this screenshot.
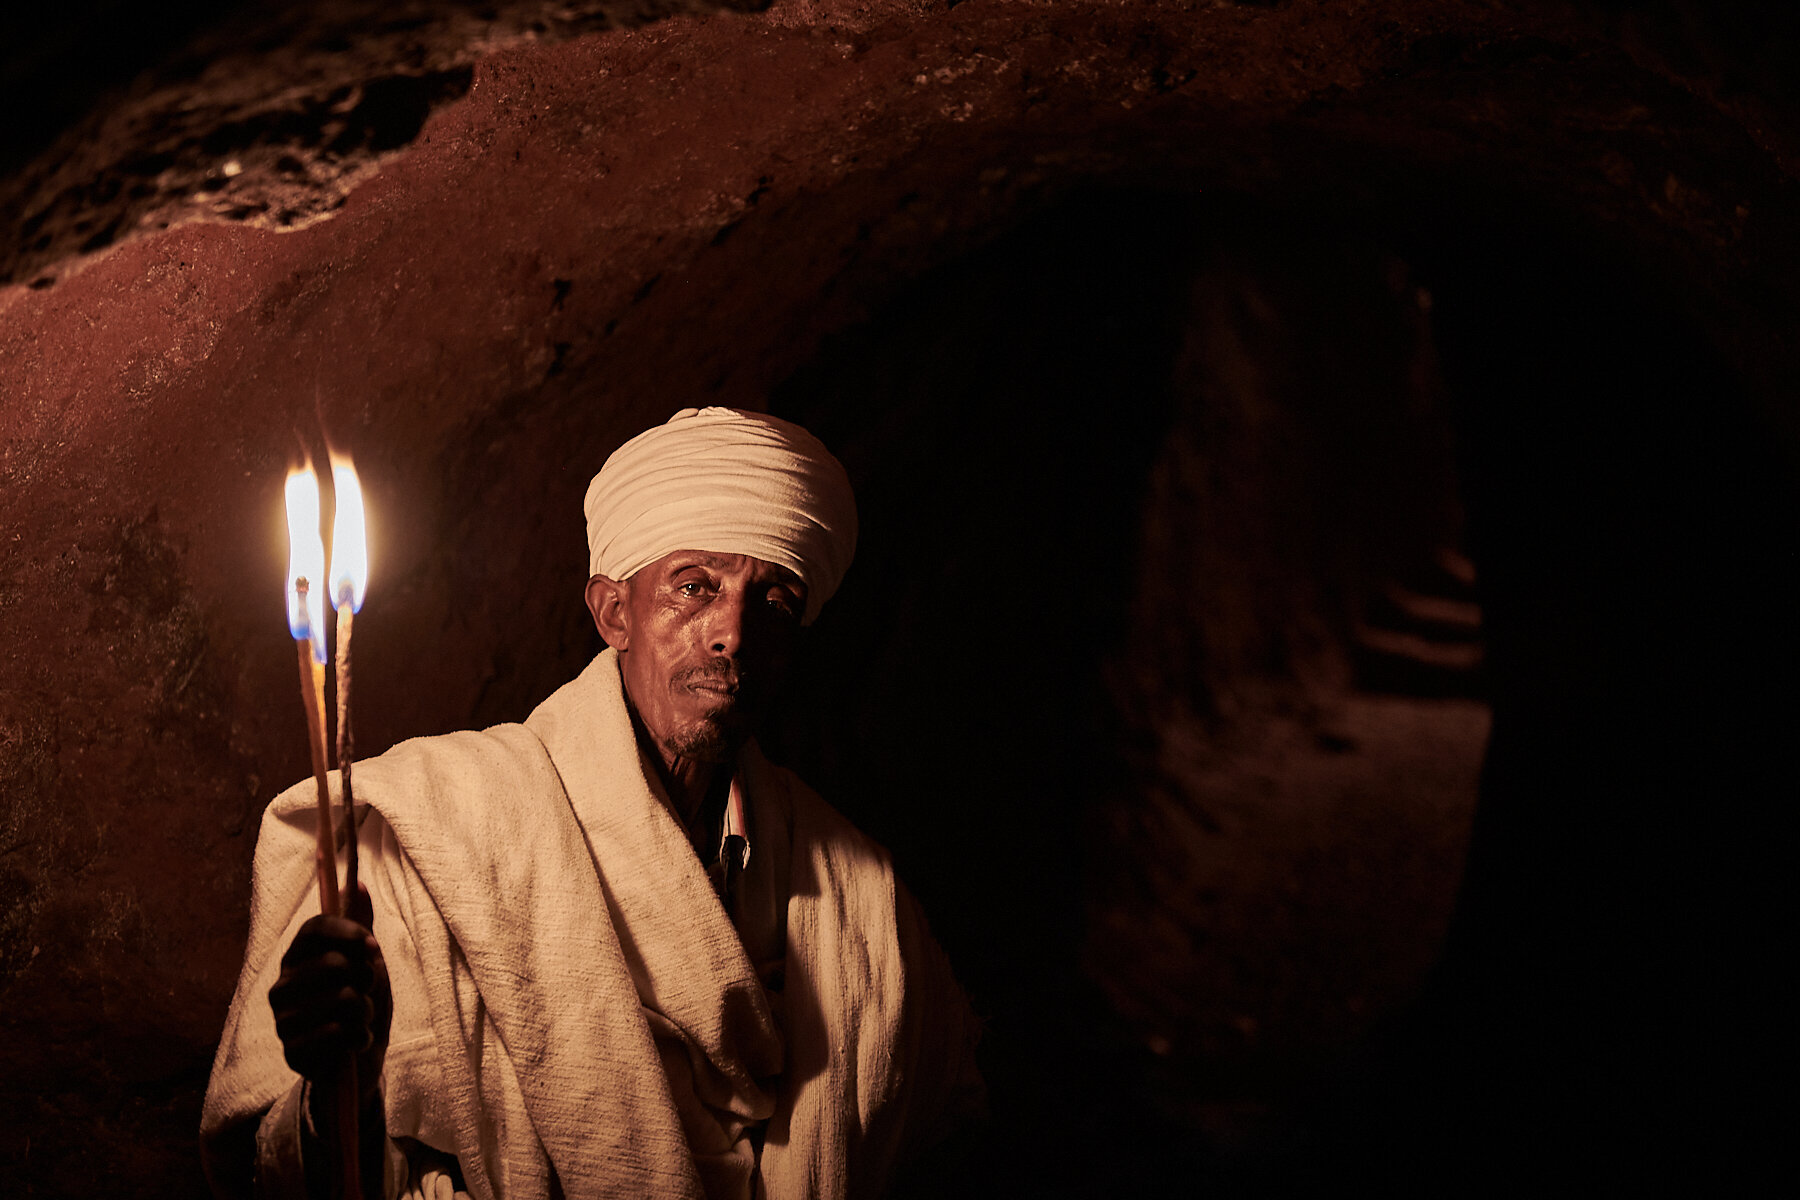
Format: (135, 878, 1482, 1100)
(632, 548, 806, 588)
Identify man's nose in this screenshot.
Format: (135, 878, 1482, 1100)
(706, 587, 748, 657)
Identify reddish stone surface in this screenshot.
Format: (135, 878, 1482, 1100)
(0, 0, 1795, 1193)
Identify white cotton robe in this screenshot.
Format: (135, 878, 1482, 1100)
(201, 649, 983, 1200)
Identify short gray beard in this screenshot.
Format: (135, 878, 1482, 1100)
(663, 721, 736, 765)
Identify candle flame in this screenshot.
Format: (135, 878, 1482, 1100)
(285, 468, 328, 663)
(329, 456, 368, 613)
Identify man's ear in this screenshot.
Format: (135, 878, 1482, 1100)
(585, 575, 630, 650)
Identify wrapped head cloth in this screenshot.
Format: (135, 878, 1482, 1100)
(584, 407, 858, 625)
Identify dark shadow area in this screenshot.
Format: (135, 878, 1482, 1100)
(758, 183, 1795, 1193)
(767, 188, 1193, 1198)
(0, 1, 245, 177)
(1308, 212, 1799, 1192)
(761, 184, 1482, 1195)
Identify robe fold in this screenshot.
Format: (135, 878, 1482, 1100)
(202, 649, 982, 1200)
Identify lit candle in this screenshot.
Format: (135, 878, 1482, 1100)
(284, 467, 338, 916)
(283, 459, 365, 1200)
(329, 457, 368, 899)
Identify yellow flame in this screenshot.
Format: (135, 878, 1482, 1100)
(329, 457, 368, 613)
(284, 468, 328, 662)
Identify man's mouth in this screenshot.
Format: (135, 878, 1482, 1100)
(680, 668, 744, 704)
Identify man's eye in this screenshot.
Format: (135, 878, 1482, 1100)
(678, 580, 706, 597)
(766, 593, 799, 616)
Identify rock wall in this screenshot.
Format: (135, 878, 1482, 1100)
(1, 0, 1795, 1193)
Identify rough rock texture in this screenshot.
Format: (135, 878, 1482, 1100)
(0, 1, 771, 287)
(1, 0, 1796, 1194)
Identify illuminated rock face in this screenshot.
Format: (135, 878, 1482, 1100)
(0, 2, 1794, 1194)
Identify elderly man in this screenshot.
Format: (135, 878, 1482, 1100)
(202, 408, 983, 1199)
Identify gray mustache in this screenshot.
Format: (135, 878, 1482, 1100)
(677, 664, 747, 692)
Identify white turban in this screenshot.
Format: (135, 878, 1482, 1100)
(584, 407, 858, 625)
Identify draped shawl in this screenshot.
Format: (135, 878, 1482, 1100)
(202, 650, 980, 1199)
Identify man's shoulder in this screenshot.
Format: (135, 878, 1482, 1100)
(746, 748, 894, 884)
(365, 721, 547, 779)
(265, 721, 559, 831)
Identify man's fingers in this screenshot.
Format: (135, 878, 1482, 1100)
(278, 947, 373, 986)
(273, 985, 379, 1078)
(269, 957, 374, 1012)
(270, 993, 372, 1036)
(278, 1024, 362, 1076)
(281, 913, 371, 951)
(366, 947, 393, 1045)
(268, 898, 392, 1083)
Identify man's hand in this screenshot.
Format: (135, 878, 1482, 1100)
(269, 883, 392, 1108)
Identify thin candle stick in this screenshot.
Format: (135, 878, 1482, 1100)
(335, 1064, 363, 1200)
(295, 580, 339, 917)
(287, 478, 362, 1200)
(325, 604, 367, 1200)
(335, 603, 358, 899)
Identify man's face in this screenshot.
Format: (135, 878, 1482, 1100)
(587, 550, 807, 765)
